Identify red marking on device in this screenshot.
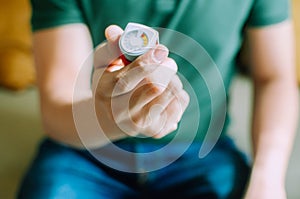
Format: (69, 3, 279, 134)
(106, 55, 132, 72)
(120, 54, 132, 66)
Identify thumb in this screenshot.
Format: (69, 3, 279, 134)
(105, 25, 124, 42)
(94, 25, 124, 69)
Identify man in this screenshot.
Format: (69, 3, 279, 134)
(18, 0, 298, 198)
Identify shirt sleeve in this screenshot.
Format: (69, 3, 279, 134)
(30, 0, 85, 31)
(247, 0, 291, 27)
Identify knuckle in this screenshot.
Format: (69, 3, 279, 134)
(133, 62, 148, 74)
(161, 57, 178, 73)
(169, 123, 178, 132)
(178, 90, 190, 111)
(171, 75, 183, 90)
(133, 58, 153, 73)
(134, 51, 161, 72)
(113, 75, 130, 94)
(94, 84, 112, 99)
(131, 108, 149, 129)
(166, 82, 181, 97)
(164, 87, 176, 100)
(141, 77, 163, 95)
(146, 85, 162, 96)
(145, 129, 158, 137)
(147, 84, 164, 96)
(131, 114, 141, 125)
(182, 90, 190, 104)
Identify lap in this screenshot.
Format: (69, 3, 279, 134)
(148, 138, 250, 198)
(17, 139, 138, 199)
(17, 137, 250, 199)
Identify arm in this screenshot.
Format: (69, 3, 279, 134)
(33, 24, 120, 148)
(245, 20, 298, 198)
(34, 24, 188, 149)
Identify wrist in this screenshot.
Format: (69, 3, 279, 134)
(249, 164, 286, 186)
(251, 139, 290, 184)
(245, 177, 287, 199)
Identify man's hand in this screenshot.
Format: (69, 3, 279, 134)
(93, 25, 189, 139)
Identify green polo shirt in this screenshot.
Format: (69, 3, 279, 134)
(30, 0, 290, 143)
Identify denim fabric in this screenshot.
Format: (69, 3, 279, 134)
(17, 136, 250, 199)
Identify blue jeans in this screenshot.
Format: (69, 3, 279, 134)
(17, 136, 250, 199)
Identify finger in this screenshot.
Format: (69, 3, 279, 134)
(133, 44, 169, 66)
(128, 79, 164, 113)
(128, 69, 179, 113)
(145, 57, 178, 89)
(106, 58, 125, 72)
(152, 97, 180, 138)
(141, 85, 176, 115)
(152, 88, 189, 139)
(139, 75, 183, 115)
(136, 106, 168, 138)
(105, 25, 124, 42)
(153, 123, 178, 139)
(180, 90, 190, 113)
(94, 25, 124, 69)
(105, 25, 124, 59)
(131, 80, 180, 137)
(129, 88, 187, 138)
(165, 89, 189, 123)
(168, 75, 183, 94)
(112, 45, 171, 96)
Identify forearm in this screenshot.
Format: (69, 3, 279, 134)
(40, 92, 126, 149)
(32, 24, 127, 149)
(41, 98, 81, 147)
(251, 77, 298, 183)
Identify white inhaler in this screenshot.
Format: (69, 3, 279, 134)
(119, 23, 159, 63)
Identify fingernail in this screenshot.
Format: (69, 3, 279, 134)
(152, 45, 168, 63)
